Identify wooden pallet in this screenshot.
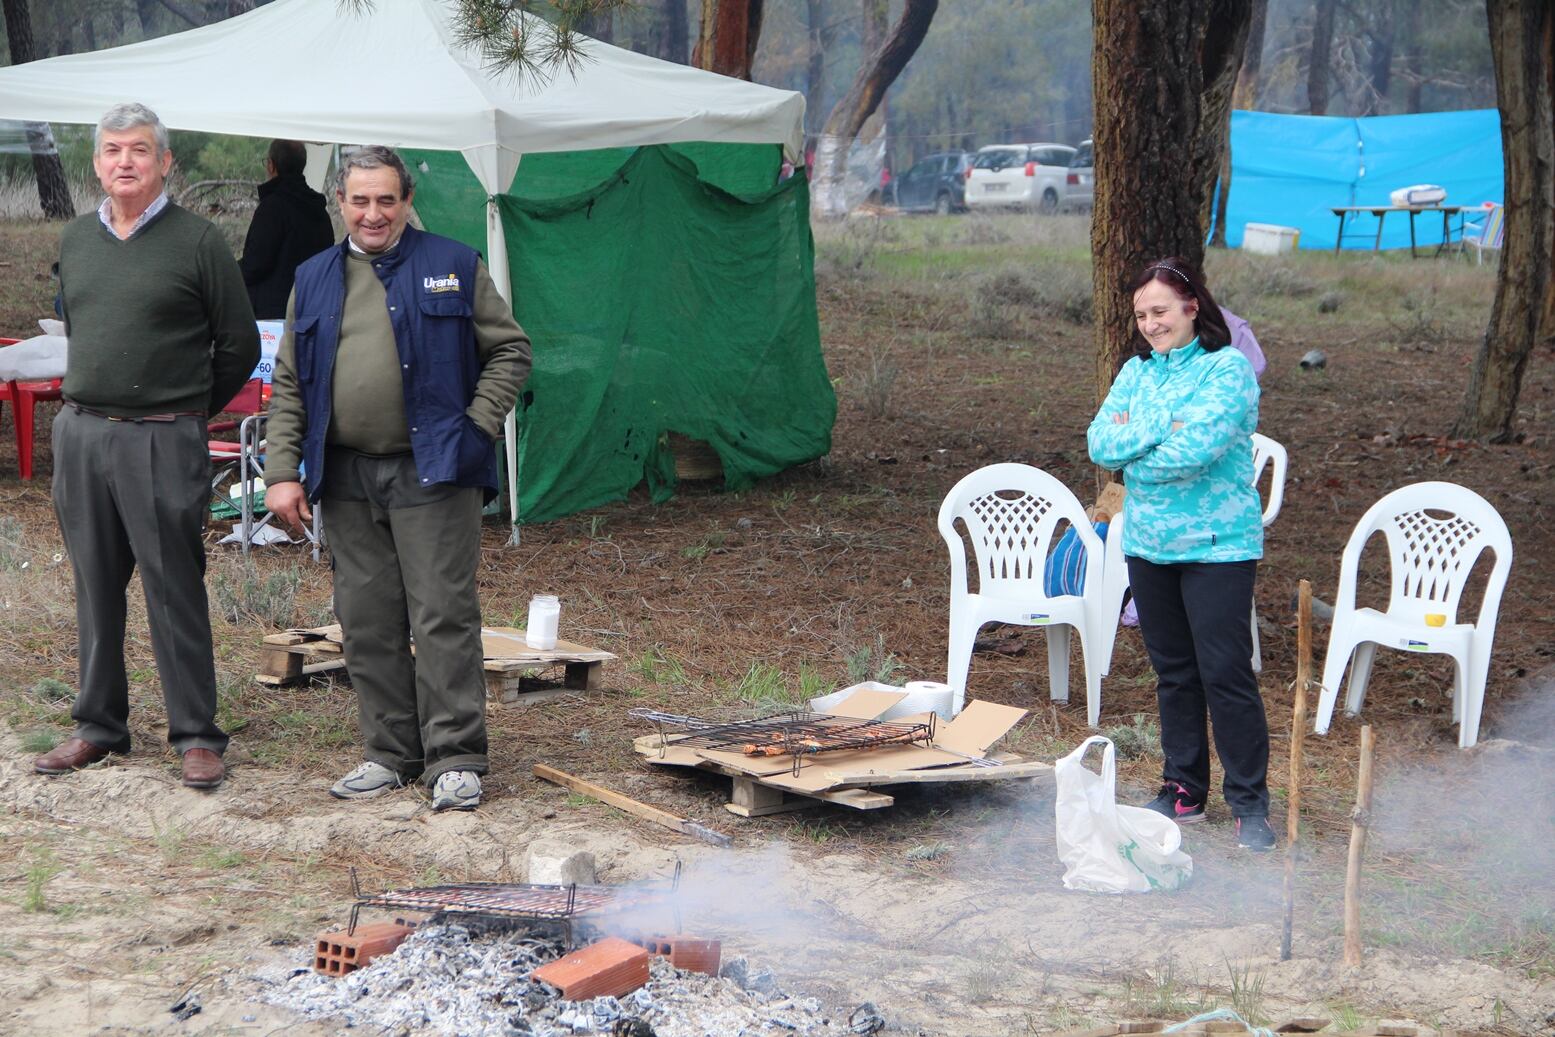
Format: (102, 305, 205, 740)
(631, 733, 1048, 815)
(257, 624, 616, 705)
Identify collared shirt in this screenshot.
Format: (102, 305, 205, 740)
(346, 233, 403, 256)
(97, 191, 169, 241)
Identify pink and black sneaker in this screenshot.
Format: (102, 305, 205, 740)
(1144, 782, 1205, 824)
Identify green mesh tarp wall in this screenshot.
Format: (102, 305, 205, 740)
(402, 143, 832, 524)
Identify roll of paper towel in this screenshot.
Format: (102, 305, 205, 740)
(884, 681, 954, 720)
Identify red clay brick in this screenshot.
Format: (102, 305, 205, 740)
(633, 935, 722, 976)
(313, 922, 414, 977)
(532, 937, 650, 1000)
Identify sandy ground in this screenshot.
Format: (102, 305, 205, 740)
(2, 727, 1549, 1036)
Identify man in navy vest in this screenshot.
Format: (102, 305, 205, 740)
(263, 146, 530, 811)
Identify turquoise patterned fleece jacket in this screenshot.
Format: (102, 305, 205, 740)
(1087, 337, 1264, 564)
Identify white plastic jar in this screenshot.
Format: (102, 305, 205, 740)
(525, 594, 560, 650)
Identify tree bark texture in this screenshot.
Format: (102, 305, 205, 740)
(1091, 0, 1251, 397)
(1211, 0, 1268, 247)
(1402, 0, 1424, 112)
(1453, 0, 1553, 440)
(1, 0, 75, 220)
(692, 0, 764, 80)
(805, 0, 827, 136)
(1308, 0, 1336, 114)
(645, 0, 689, 64)
(577, 8, 613, 44)
(811, 0, 938, 217)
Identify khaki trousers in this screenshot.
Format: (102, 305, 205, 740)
(323, 448, 486, 783)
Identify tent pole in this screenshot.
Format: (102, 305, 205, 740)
(484, 191, 522, 547)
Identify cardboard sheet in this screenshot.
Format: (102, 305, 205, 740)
(480, 627, 594, 659)
(823, 687, 907, 719)
(933, 700, 1028, 756)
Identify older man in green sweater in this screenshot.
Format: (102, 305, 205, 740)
(34, 103, 258, 790)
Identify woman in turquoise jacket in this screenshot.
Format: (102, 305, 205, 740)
(1087, 257, 1274, 852)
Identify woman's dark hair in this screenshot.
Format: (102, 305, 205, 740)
(1126, 256, 1231, 358)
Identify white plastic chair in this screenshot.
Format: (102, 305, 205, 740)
(1247, 432, 1288, 671)
(938, 463, 1106, 723)
(1313, 481, 1512, 749)
(1096, 433, 1287, 676)
(1463, 203, 1505, 266)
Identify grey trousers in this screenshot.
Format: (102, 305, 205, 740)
(322, 449, 487, 784)
(51, 407, 227, 756)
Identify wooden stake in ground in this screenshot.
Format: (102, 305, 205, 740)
(1281, 579, 1312, 962)
(1343, 724, 1377, 967)
(533, 763, 732, 848)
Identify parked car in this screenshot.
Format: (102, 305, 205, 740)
(1063, 138, 1094, 210)
(964, 142, 1076, 214)
(890, 151, 973, 214)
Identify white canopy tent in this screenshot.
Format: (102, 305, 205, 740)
(0, 0, 806, 535)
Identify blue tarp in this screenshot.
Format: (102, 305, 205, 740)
(1223, 109, 1503, 251)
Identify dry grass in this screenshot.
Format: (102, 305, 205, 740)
(0, 211, 1549, 975)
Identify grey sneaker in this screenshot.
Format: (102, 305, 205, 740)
(432, 770, 481, 811)
(330, 761, 405, 800)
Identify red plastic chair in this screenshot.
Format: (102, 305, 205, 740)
(0, 337, 65, 481)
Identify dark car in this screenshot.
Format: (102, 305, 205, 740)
(890, 151, 973, 214)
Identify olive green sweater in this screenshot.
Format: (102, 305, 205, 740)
(58, 203, 259, 417)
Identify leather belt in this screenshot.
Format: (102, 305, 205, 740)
(69, 403, 206, 423)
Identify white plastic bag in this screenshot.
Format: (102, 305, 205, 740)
(1054, 736, 1193, 893)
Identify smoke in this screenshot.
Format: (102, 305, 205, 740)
(1363, 678, 1555, 958)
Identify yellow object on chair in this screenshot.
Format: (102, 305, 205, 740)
(1424, 613, 1447, 627)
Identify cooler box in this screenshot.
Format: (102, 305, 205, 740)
(1241, 223, 1301, 255)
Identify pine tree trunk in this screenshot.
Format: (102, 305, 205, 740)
(692, 0, 764, 80)
(1453, 0, 1553, 441)
(1092, 0, 1251, 398)
(645, 0, 689, 64)
(1401, 0, 1424, 112)
(2, 0, 75, 220)
(1308, 0, 1336, 115)
(1211, 0, 1267, 247)
(810, 0, 938, 218)
(578, 8, 613, 44)
(805, 0, 826, 136)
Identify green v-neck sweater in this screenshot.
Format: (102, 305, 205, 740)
(58, 203, 259, 418)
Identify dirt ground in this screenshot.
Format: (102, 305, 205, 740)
(0, 212, 1551, 1035)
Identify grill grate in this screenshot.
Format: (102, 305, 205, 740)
(348, 865, 680, 946)
(632, 708, 936, 775)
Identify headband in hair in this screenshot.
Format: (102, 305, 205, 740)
(1148, 263, 1192, 286)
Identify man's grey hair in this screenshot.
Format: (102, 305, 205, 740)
(337, 145, 414, 199)
(95, 102, 169, 155)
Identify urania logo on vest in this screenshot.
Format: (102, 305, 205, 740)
(424, 273, 461, 293)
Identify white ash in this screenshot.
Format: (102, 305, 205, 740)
(254, 923, 861, 1037)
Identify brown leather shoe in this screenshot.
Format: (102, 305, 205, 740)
(34, 737, 112, 775)
(181, 748, 225, 790)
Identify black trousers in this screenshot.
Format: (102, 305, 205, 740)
(1126, 556, 1269, 817)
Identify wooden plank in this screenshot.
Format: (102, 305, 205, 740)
(818, 787, 893, 809)
(564, 660, 603, 691)
(822, 758, 1052, 788)
(533, 764, 731, 848)
(253, 657, 347, 686)
(258, 647, 304, 682)
(725, 777, 808, 817)
(496, 687, 584, 707)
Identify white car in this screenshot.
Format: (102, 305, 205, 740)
(963, 142, 1077, 214)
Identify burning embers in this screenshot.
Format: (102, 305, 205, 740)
(630, 709, 937, 776)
